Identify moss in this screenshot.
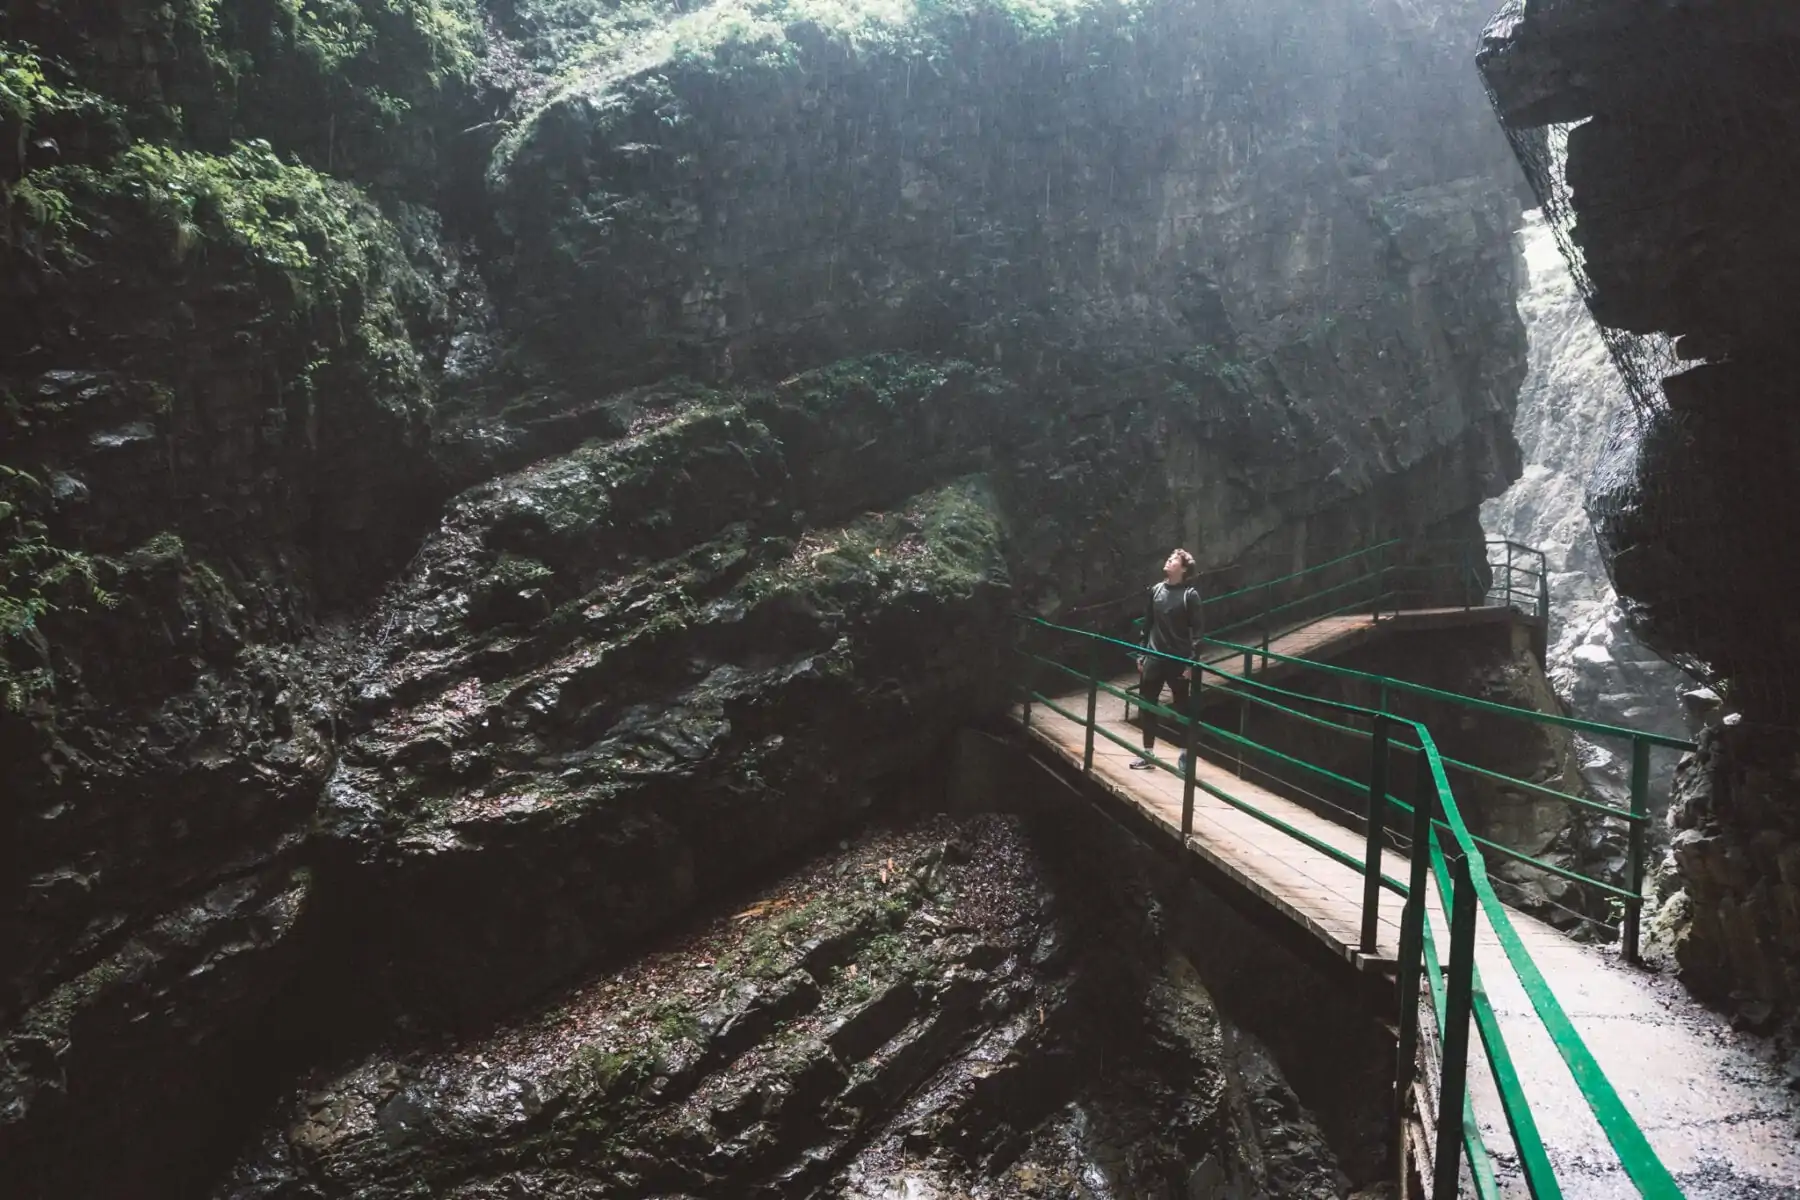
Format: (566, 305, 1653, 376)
(1174, 345, 1260, 397)
(6, 1, 479, 185)
(219, 0, 483, 182)
(649, 997, 702, 1044)
(732, 901, 823, 979)
(776, 352, 968, 414)
(126, 532, 187, 567)
(25, 139, 398, 309)
(730, 475, 1005, 621)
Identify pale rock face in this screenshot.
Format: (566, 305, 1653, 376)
(1482, 210, 1693, 816)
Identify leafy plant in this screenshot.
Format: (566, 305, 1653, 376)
(0, 466, 115, 711)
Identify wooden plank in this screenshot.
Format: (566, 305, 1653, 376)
(1022, 682, 1409, 967)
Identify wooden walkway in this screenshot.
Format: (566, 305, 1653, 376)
(1199, 605, 1517, 685)
(1020, 675, 1800, 1198)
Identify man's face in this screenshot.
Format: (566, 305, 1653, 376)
(1164, 552, 1183, 579)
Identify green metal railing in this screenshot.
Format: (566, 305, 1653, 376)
(1125, 536, 1689, 957)
(1015, 616, 1686, 1199)
(1185, 631, 1692, 960)
(1172, 538, 1549, 660)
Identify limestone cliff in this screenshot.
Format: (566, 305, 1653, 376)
(1480, 1, 1800, 1019)
(2, 0, 1526, 1193)
(1480, 210, 1691, 817)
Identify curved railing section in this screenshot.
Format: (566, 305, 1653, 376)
(1015, 614, 1687, 1199)
(1115, 536, 1690, 956)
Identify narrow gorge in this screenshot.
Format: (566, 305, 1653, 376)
(4, 0, 1794, 1195)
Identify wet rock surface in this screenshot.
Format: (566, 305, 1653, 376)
(1480, 211, 1692, 816)
(2, 0, 1524, 1193)
(217, 814, 1354, 1200)
(1480, 0, 1800, 1020)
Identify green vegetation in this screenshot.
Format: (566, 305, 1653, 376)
(24, 138, 398, 306)
(1, 30, 449, 715)
(222, 0, 482, 180)
(0, 44, 125, 235)
(734, 901, 822, 979)
(778, 353, 974, 414)
(1175, 345, 1260, 396)
(649, 997, 702, 1044)
(0, 467, 114, 711)
(6, 1, 479, 181)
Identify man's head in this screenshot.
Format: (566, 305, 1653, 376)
(1163, 548, 1195, 583)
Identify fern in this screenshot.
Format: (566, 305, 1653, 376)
(0, 465, 116, 712)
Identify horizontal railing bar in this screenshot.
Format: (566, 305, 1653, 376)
(1423, 749, 1643, 824)
(1380, 791, 1633, 901)
(1102, 651, 1644, 828)
(1199, 538, 1401, 606)
(1025, 679, 1412, 897)
(1020, 623, 1675, 1192)
(1212, 570, 1380, 631)
(1035, 652, 1630, 903)
(1198, 633, 1694, 751)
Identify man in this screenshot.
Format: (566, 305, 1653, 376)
(1131, 548, 1204, 771)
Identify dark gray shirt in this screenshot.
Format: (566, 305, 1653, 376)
(1145, 581, 1204, 659)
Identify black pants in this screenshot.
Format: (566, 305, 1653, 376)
(1140, 657, 1189, 750)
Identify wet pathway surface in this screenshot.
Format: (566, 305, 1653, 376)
(1467, 924, 1800, 1199)
(1023, 685, 1800, 1198)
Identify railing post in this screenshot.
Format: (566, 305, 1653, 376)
(1262, 580, 1273, 668)
(1433, 851, 1479, 1200)
(1231, 694, 1245, 780)
(1182, 664, 1201, 838)
(1461, 547, 1472, 610)
(1021, 634, 1033, 729)
(1504, 543, 1514, 611)
(1394, 751, 1438, 1150)
(1371, 543, 1385, 622)
(1082, 639, 1099, 774)
(1624, 736, 1651, 963)
(1361, 715, 1391, 955)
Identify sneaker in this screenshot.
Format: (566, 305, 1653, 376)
(1129, 755, 1156, 770)
(1177, 752, 1190, 775)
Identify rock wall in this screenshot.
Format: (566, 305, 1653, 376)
(215, 811, 1365, 1200)
(1480, 210, 1692, 817)
(1479, 1, 1800, 1017)
(1, 0, 1528, 1193)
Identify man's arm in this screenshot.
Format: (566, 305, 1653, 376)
(1184, 587, 1203, 675)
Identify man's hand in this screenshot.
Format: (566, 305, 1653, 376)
(1181, 667, 1192, 680)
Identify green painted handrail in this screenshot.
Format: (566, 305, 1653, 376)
(1199, 632, 1694, 752)
(1015, 615, 1685, 1198)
